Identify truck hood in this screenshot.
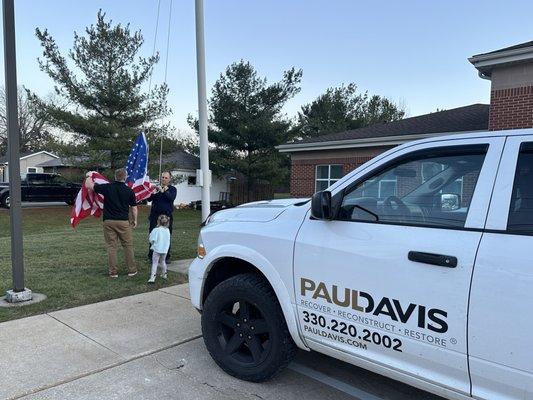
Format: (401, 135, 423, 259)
(208, 198, 310, 223)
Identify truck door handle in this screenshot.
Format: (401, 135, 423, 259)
(408, 251, 457, 268)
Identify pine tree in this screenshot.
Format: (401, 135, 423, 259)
(298, 83, 405, 138)
(30, 10, 170, 169)
(188, 61, 302, 200)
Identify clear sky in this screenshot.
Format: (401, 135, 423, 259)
(1, 0, 533, 136)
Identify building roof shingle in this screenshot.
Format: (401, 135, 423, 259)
(162, 150, 200, 170)
(290, 104, 489, 146)
(34, 158, 65, 167)
(473, 41, 533, 57)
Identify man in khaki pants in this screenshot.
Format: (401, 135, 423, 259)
(85, 168, 138, 278)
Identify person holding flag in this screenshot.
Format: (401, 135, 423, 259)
(146, 171, 177, 262)
(85, 168, 138, 278)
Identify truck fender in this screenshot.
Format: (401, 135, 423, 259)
(201, 244, 309, 351)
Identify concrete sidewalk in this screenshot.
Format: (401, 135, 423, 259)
(0, 284, 364, 400)
(0, 278, 442, 399)
(0, 284, 200, 400)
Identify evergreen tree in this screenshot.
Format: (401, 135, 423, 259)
(189, 61, 302, 198)
(30, 10, 170, 169)
(298, 83, 405, 138)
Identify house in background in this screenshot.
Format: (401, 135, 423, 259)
(278, 104, 489, 197)
(35, 156, 109, 181)
(0, 151, 59, 182)
(162, 150, 230, 205)
(278, 40, 533, 198)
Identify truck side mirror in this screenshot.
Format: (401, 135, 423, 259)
(311, 190, 333, 220)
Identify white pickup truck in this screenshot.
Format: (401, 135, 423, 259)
(189, 129, 533, 400)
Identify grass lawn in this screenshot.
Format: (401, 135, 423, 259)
(0, 206, 200, 322)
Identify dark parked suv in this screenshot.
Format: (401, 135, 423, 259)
(0, 173, 81, 208)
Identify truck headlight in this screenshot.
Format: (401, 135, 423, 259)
(197, 234, 206, 259)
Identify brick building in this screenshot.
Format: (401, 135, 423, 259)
(279, 40, 533, 197)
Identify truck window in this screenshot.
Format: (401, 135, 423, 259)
(28, 174, 48, 185)
(507, 142, 533, 235)
(49, 175, 70, 186)
(338, 145, 487, 228)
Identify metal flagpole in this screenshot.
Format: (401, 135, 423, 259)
(195, 0, 211, 221)
(3, 0, 31, 302)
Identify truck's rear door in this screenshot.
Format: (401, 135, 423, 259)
(469, 135, 533, 399)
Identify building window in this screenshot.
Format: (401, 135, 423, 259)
(27, 167, 37, 173)
(315, 165, 343, 192)
(361, 169, 398, 200)
(188, 175, 197, 186)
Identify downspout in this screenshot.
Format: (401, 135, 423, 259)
(478, 71, 491, 81)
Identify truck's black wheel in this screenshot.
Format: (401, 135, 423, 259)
(201, 273, 296, 382)
(1, 194, 10, 208)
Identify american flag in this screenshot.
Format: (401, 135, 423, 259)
(70, 132, 156, 228)
(126, 132, 156, 202)
(70, 171, 109, 228)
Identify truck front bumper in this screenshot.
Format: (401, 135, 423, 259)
(188, 257, 206, 311)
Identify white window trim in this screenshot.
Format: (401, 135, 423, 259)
(315, 164, 343, 192)
(27, 167, 37, 173)
(362, 178, 397, 199)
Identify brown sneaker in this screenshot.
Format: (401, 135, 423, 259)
(127, 271, 138, 277)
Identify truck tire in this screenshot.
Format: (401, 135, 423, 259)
(201, 273, 297, 382)
(1, 193, 9, 208)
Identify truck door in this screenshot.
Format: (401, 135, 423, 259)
(293, 137, 504, 395)
(469, 135, 533, 400)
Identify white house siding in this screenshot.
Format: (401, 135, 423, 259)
(1, 152, 58, 182)
(171, 169, 229, 205)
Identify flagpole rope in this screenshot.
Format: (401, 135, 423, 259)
(159, 0, 173, 179)
(148, 0, 162, 95)
(163, 0, 173, 83)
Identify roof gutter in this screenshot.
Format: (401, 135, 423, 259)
(469, 46, 533, 77)
(277, 130, 479, 153)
